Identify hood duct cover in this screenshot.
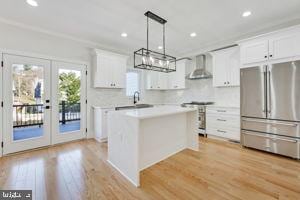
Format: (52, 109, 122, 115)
(186, 54, 212, 80)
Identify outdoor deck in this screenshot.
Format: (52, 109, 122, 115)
(13, 121, 80, 140)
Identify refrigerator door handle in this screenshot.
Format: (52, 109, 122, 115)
(243, 131, 298, 143)
(267, 68, 271, 116)
(242, 118, 299, 127)
(263, 66, 267, 113)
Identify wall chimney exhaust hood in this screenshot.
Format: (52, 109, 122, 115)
(186, 54, 212, 80)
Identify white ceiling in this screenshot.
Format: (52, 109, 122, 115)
(0, 0, 300, 56)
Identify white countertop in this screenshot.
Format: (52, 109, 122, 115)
(113, 105, 197, 119)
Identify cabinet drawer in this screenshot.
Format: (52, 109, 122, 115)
(242, 131, 299, 158)
(206, 127, 240, 141)
(242, 118, 300, 138)
(206, 107, 240, 116)
(206, 114, 240, 129)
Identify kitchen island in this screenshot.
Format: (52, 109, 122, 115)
(107, 105, 199, 187)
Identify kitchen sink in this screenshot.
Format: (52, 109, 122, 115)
(115, 104, 154, 111)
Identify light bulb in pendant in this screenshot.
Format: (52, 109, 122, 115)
(149, 56, 154, 65)
(159, 60, 163, 66)
(142, 56, 147, 64)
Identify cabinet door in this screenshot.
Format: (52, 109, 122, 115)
(113, 57, 126, 88)
(169, 60, 186, 89)
(157, 72, 168, 90)
(227, 47, 240, 86)
(146, 71, 158, 89)
(240, 40, 269, 64)
(269, 33, 298, 60)
(94, 54, 113, 88)
(212, 51, 228, 87)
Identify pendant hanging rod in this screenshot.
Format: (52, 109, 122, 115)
(146, 16, 149, 52)
(163, 24, 166, 56)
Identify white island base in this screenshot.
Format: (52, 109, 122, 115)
(107, 106, 199, 187)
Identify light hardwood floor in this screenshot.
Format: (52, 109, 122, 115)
(0, 137, 300, 200)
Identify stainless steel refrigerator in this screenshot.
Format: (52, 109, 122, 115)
(241, 60, 300, 159)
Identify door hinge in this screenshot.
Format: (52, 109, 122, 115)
(1, 61, 3, 67)
(1, 142, 3, 148)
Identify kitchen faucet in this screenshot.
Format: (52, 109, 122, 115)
(133, 91, 140, 104)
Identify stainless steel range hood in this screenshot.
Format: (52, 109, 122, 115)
(186, 54, 212, 80)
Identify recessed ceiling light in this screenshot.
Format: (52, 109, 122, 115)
(121, 32, 128, 37)
(242, 11, 252, 17)
(26, 0, 38, 7)
(158, 46, 163, 50)
(190, 32, 197, 37)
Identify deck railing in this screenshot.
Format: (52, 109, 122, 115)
(13, 101, 80, 128)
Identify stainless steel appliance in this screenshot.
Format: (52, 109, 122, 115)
(241, 60, 300, 159)
(181, 101, 214, 135)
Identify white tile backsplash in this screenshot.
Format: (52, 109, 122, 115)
(162, 79, 240, 107)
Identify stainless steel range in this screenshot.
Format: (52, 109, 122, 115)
(181, 101, 214, 136)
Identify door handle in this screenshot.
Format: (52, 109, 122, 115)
(267, 70, 271, 116)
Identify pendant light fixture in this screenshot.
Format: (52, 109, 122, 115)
(134, 11, 176, 73)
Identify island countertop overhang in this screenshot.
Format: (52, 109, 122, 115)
(109, 105, 197, 120)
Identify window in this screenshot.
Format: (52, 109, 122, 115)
(126, 71, 140, 96)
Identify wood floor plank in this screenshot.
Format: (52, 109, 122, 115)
(0, 137, 300, 200)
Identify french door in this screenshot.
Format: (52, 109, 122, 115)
(51, 61, 86, 144)
(2, 54, 86, 155)
(3, 54, 52, 154)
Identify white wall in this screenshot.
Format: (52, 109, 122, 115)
(0, 22, 163, 138)
(162, 54, 240, 107)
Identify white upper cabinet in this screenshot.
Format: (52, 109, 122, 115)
(239, 26, 300, 65)
(93, 49, 127, 88)
(269, 33, 300, 60)
(168, 60, 186, 89)
(211, 46, 240, 87)
(146, 59, 187, 90)
(240, 40, 269, 65)
(146, 71, 168, 90)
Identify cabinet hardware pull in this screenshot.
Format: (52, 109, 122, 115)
(264, 55, 267, 58)
(270, 55, 273, 57)
(217, 119, 226, 121)
(217, 110, 226, 112)
(217, 130, 226, 133)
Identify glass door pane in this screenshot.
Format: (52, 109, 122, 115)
(12, 64, 45, 140)
(58, 69, 81, 133)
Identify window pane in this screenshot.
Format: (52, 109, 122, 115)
(126, 72, 139, 96)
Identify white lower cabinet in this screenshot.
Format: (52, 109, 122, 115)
(206, 106, 240, 141)
(94, 107, 115, 142)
